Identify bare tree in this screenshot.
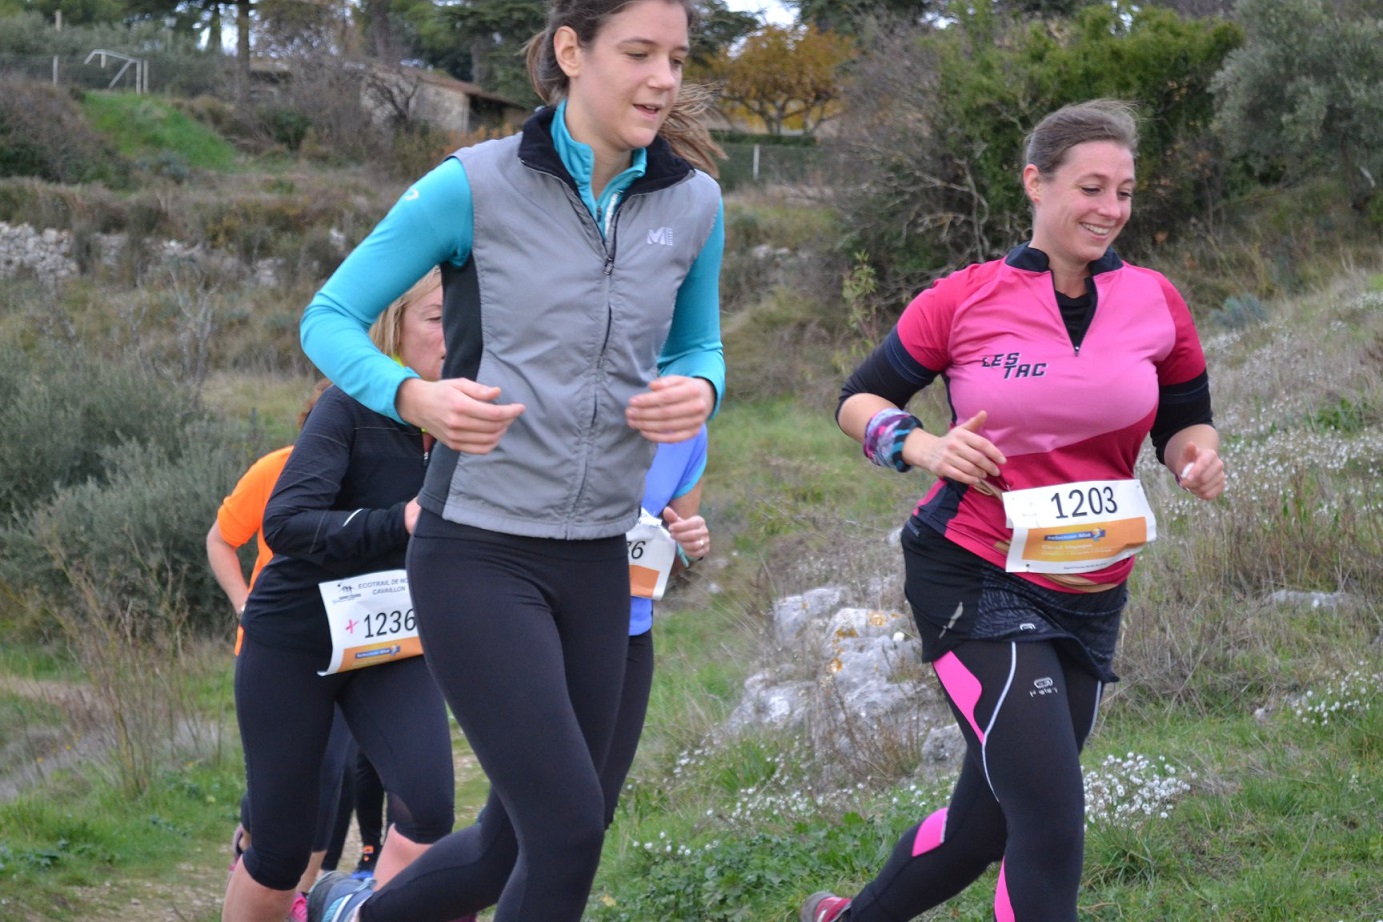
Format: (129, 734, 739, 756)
(361, 66, 427, 129)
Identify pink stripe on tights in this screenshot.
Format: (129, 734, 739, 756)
(934, 652, 985, 743)
(995, 860, 1015, 922)
(910, 807, 949, 857)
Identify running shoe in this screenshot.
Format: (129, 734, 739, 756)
(349, 844, 376, 881)
(800, 891, 851, 922)
(288, 891, 308, 922)
(307, 870, 375, 922)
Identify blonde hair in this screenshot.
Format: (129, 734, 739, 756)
(369, 267, 443, 359)
(523, 0, 724, 176)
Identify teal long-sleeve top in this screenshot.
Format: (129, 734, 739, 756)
(301, 101, 726, 424)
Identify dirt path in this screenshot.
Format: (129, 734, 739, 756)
(0, 676, 489, 922)
(0, 676, 109, 802)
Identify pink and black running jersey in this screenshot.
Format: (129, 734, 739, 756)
(900, 246, 1208, 589)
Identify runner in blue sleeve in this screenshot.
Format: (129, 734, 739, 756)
(300, 0, 725, 918)
(314, 427, 712, 922)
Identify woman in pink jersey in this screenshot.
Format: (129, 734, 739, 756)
(801, 100, 1224, 922)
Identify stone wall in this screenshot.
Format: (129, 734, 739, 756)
(0, 221, 341, 287)
(0, 222, 78, 284)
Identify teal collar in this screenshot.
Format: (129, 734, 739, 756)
(553, 100, 648, 236)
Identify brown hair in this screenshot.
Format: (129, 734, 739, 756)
(1023, 99, 1139, 177)
(296, 378, 332, 430)
(524, 0, 724, 176)
(369, 267, 443, 359)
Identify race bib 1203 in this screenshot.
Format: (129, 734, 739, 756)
(1001, 479, 1156, 575)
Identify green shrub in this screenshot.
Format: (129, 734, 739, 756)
(1, 433, 247, 641)
(260, 105, 313, 152)
(1212, 0, 1383, 211)
(0, 79, 131, 186)
(1208, 293, 1268, 330)
(0, 339, 207, 521)
(0, 325, 289, 641)
(824, 5, 1243, 304)
(592, 812, 898, 921)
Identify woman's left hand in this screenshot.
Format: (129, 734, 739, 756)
(1174, 441, 1225, 501)
(627, 376, 713, 443)
(663, 507, 709, 560)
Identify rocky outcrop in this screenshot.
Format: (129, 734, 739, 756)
(723, 585, 963, 781)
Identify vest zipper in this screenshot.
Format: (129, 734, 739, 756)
(579, 191, 623, 512)
(603, 195, 620, 274)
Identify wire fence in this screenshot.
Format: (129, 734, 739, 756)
(3, 48, 826, 190)
(718, 140, 825, 191)
(0, 51, 227, 97)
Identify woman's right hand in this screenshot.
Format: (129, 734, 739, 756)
(906, 410, 1006, 484)
(396, 377, 526, 454)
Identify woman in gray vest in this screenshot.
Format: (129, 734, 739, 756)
(297, 0, 725, 919)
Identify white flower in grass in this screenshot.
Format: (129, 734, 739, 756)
(1084, 753, 1192, 827)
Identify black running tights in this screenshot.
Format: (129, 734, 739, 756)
(360, 519, 630, 922)
(846, 639, 1102, 922)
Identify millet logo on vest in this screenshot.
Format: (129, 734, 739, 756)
(981, 351, 1047, 379)
(647, 226, 675, 246)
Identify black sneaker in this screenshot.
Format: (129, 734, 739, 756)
(307, 870, 374, 922)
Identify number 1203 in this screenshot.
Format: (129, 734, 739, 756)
(1048, 485, 1118, 520)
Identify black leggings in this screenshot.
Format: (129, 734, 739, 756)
(355, 747, 389, 853)
(241, 705, 355, 859)
(323, 742, 388, 870)
(600, 629, 655, 827)
(361, 629, 655, 919)
(847, 639, 1102, 922)
(234, 638, 455, 891)
(361, 518, 631, 922)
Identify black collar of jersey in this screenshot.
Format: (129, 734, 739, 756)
(1005, 242, 1124, 276)
(517, 105, 696, 197)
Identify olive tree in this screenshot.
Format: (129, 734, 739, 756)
(824, 3, 1241, 305)
(1212, 0, 1383, 212)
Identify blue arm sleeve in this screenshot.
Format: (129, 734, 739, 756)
(300, 158, 474, 422)
(658, 201, 725, 416)
(671, 426, 709, 500)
